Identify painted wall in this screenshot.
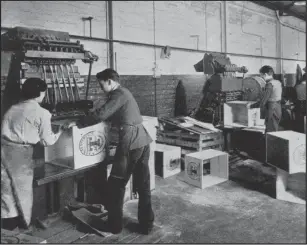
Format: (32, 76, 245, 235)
(1, 1, 306, 116)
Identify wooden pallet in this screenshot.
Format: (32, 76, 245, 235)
(156, 129, 224, 152)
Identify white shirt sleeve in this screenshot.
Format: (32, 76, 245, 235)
(39, 109, 60, 146)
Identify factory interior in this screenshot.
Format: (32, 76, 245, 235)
(1, 1, 306, 244)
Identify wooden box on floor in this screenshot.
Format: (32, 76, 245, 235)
(266, 131, 306, 174)
(184, 149, 229, 189)
(44, 122, 108, 169)
(142, 116, 158, 190)
(155, 143, 181, 178)
(223, 101, 264, 127)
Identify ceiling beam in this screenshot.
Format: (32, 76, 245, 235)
(253, 1, 305, 21)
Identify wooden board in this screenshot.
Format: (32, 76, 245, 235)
(156, 129, 224, 151)
(266, 131, 306, 174)
(1, 229, 47, 244)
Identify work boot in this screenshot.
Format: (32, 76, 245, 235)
(139, 224, 153, 235)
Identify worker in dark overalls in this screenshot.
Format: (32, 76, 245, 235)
(84, 69, 154, 235)
(294, 67, 306, 133)
(251, 65, 282, 133)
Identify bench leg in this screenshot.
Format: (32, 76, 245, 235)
(275, 168, 305, 205)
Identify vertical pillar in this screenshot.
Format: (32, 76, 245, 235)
(107, 1, 114, 69)
(221, 1, 228, 53)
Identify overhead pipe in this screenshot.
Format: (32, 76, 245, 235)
(275, 10, 305, 33)
(1, 23, 305, 63)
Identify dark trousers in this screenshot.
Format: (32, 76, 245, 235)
(295, 100, 306, 133)
(1, 217, 21, 230)
(106, 144, 154, 233)
(265, 102, 282, 133)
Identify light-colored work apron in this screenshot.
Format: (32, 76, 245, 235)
(1, 138, 34, 227)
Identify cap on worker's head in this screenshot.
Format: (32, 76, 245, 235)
(96, 68, 119, 82)
(21, 77, 47, 100)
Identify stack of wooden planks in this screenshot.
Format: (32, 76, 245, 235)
(156, 116, 224, 157)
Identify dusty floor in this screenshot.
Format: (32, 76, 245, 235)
(5, 157, 306, 243)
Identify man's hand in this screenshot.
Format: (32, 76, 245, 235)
(61, 121, 77, 131)
(248, 101, 260, 109)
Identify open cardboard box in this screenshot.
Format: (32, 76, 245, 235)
(45, 120, 109, 169)
(223, 101, 265, 128)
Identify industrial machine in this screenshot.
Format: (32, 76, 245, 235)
(192, 52, 249, 125)
(1, 26, 98, 121)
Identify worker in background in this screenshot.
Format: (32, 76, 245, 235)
(251, 65, 282, 133)
(80, 69, 154, 235)
(294, 67, 306, 133)
(1, 78, 72, 230)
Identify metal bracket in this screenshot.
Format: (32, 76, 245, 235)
(82, 17, 94, 37)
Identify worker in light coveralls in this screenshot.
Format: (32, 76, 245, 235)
(1, 78, 72, 230)
(251, 65, 283, 132)
(83, 68, 154, 235)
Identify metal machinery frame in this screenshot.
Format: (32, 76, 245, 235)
(1, 26, 98, 121)
(192, 52, 249, 125)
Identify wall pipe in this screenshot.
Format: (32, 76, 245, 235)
(1, 26, 305, 62)
(152, 1, 158, 117)
(275, 12, 305, 33)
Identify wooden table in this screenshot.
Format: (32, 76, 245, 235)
(32, 159, 105, 221)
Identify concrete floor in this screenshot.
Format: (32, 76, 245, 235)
(123, 171, 306, 243)
(9, 158, 305, 243)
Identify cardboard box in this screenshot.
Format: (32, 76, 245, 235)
(266, 131, 306, 174)
(155, 143, 181, 178)
(224, 101, 264, 127)
(142, 116, 158, 190)
(45, 121, 108, 169)
(184, 149, 228, 189)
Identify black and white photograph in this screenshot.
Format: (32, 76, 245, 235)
(0, 1, 306, 244)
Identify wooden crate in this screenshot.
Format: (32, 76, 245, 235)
(184, 149, 229, 189)
(1, 228, 47, 243)
(45, 121, 108, 169)
(266, 131, 305, 174)
(142, 116, 158, 190)
(223, 101, 264, 127)
(155, 143, 181, 178)
(156, 129, 224, 152)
